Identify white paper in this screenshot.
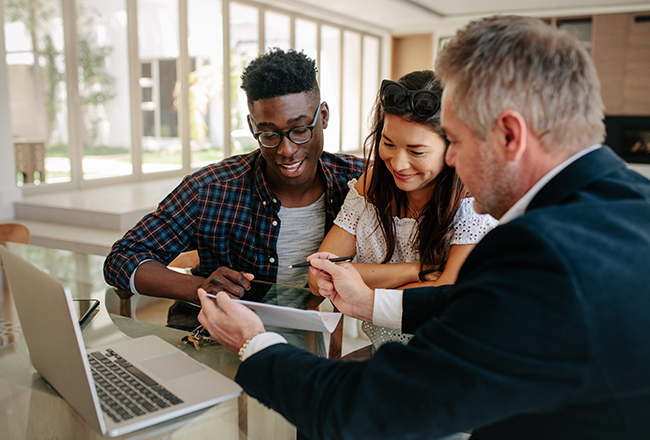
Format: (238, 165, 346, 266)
(233, 299, 342, 333)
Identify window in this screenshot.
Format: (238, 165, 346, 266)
(230, 3, 259, 155)
(295, 18, 317, 62)
(341, 31, 361, 152)
(3, 0, 385, 192)
(5, 0, 70, 185)
(265, 11, 290, 52)
(78, 0, 132, 180)
(188, 0, 224, 168)
(138, 0, 182, 173)
(321, 25, 341, 154)
(557, 18, 592, 54)
(362, 35, 380, 146)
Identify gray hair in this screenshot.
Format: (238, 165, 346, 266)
(435, 15, 605, 153)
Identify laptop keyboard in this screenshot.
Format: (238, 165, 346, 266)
(89, 349, 184, 423)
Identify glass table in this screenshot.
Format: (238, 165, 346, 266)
(0, 243, 332, 439)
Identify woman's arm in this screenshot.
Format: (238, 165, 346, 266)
(399, 244, 475, 290)
(310, 170, 420, 295)
(308, 225, 422, 295)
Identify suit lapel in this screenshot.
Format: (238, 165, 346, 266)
(527, 146, 627, 212)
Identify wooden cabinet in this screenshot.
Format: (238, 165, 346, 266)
(592, 12, 650, 116)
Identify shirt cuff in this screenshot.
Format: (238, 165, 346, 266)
(129, 259, 152, 295)
(373, 288, 403, 330)
(241, 332, 287, 361)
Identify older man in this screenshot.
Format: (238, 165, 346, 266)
(197, 16, 650, 440)
(104, 49, 364, 302)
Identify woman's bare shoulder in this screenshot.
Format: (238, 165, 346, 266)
(354, 167, 373, 198)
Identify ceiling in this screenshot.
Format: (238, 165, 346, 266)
(283, 0, 650, 34)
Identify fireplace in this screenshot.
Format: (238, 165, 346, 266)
(604, 116, 650, 164)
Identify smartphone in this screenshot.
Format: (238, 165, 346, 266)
(73, 299, 100, 328)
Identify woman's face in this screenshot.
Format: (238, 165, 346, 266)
(378, 113, 447, 196)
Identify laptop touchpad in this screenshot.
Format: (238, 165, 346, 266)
(139, 352, 205, 380)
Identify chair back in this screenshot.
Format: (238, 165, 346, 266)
(0, 223, 30, 246)
(168, 250, 200, 269)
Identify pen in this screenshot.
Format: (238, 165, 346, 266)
(288, 256, 354, 268)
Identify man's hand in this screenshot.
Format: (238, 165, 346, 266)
(307, 252, 375, 322)
(197, 288, 265, 354)
(200, 267, 255, 299)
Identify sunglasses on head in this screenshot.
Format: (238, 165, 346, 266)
(380, 79, 441, 118)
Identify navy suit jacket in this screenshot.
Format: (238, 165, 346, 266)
(236, 146, 650, 440)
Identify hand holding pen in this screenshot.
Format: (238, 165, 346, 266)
(288, 255, 354, 268)
(305, 252, 374, 322)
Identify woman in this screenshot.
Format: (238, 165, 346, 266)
(308, 70, 498, 350)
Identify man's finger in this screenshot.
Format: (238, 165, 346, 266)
(310, 257, 346, 276)
(215, 290, 242, 315)
(309, 266, 321, 276)
(307, 251, 339, 262)
(198, 288, 222, 313)
(224, 270, 253, 292)
(227, 271, 253, 289)
(209, 278, 246, 297)
(316, 275, 333, 290)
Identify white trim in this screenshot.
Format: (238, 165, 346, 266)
(178, 0, 191, 174)
(127, 0, 143, 181)
(62, 0, 83, 189)
(222, 0, 232, 159)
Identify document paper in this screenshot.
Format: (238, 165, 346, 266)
(233, 299, 342, 333)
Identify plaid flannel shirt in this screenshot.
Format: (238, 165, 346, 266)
(103, 150, 364, 293)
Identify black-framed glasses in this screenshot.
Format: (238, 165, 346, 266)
(380, 79, 441, 118)
(248, 102, 322, 148)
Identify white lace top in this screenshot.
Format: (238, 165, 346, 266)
(334, 180, 498, 265)
(334, 179, 499, 350)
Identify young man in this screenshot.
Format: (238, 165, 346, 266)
(103, 49, 364, 303)
(197, 16, 650, 440)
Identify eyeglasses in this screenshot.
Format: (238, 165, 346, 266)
(380, 79, 441, 118)
(248, 102, 322, 148)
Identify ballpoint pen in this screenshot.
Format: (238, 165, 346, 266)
(288, 256, 354, 268)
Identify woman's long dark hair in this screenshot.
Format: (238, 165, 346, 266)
(363, 70, 465, 280)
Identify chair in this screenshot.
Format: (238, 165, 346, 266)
(326, 313, 374, 361)
(0, 223, 30, 246)
(168, 250, 200, 269)
(328, 306, 344, 359)
(1, 223, 30, 345)
(341, 345, 372, 362)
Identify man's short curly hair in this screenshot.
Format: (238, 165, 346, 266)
(241, 48, 319, 103)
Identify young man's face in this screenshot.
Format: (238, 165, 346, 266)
(248, 93, 328, 193)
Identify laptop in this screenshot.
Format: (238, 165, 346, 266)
(0, 246, 242, 437)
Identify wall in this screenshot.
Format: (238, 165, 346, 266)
(7, 64, 49, 140)
(592, 12, 650, 116)
(391, 33, 432, 80)
(0, 6, 22, 220)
